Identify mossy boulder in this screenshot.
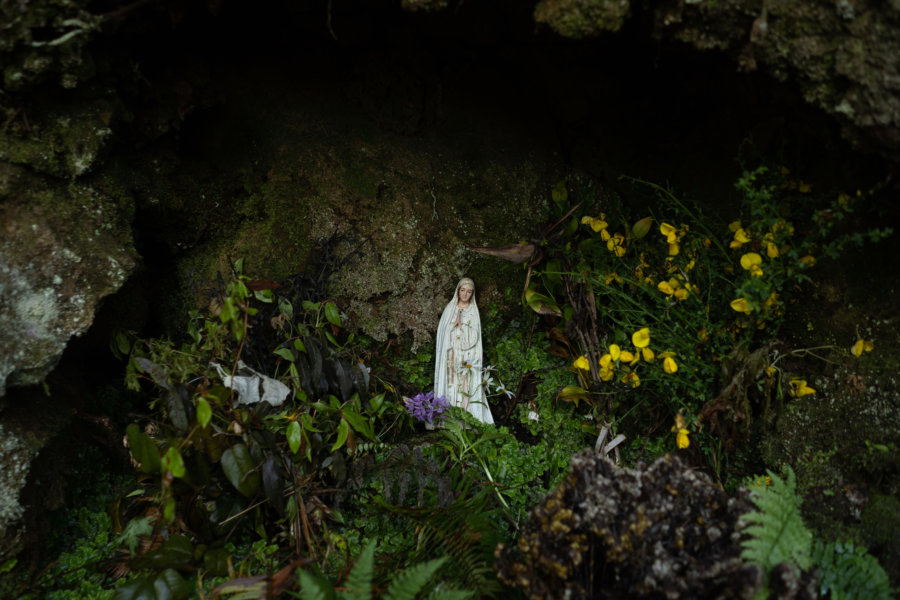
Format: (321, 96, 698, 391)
(0, 162, 137, 396)
(141, 66, 560, 350)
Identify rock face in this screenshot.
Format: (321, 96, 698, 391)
(534, 0, 900, 162)
(0, 164, 137, 396)
(495, 453, 761, 599)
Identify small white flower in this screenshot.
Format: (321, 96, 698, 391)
(495, 381, 515, 399)
(527, 410, 539, 422)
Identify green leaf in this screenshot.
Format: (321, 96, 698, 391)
(301, 413, 322, 432)
(294, 338, 307, 352)
(197, 397, 212, 429)
(331, 419, 349, 452)
(302, 300, 320, 312)
(274, 348, 295, 361)
(161, 447, 186, 479)
(221, 443, 261, 497)
(287, 420, 302, 454)
(342, 408, 374, 440)
(370, 393, 385, 412)
(126, 423, 161, 474)
(324, 302, 341, 327)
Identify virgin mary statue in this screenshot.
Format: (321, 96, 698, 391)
(434, 278, 494, 424)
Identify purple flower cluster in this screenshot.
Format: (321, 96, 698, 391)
(404, 391, 449, 425)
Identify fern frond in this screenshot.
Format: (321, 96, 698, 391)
(739, 466, 811, 571)
(384, 557, 447, 600)
(341, 541, 376, 600)
(812, 539, 894, 600)
(425, 588, 476, 600)
(377, 492, 502, 596)
(297, 569, 335, 600)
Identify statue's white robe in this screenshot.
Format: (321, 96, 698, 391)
(434, 282, 493, 424)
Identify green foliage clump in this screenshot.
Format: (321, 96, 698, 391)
(740, 466, 894, 600)
(523, 167, 892, 480)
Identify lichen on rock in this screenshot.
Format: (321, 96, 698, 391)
(0, 164, 137, 396)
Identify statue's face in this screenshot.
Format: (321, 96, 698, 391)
(458, 286, 473, 303)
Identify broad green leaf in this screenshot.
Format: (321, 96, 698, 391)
(331, 419, 349, 452)
(370, 393, 385, 412)
(162, 447, 186, 478)
(221, 443, 261, 497)
(274, 348, 295, 361)
(301, 413, 322, 432)
(163, 497, 176, 523)
(324, 302, 341, 327)
(342, 409, 374, 440)
(126, 423, 160, 474)
(324, 329, 340, 347)
(287, 420, 302, 454)
(632, 216, 653, 239)
(196, 397, 212, 429)
(278, 298, 294, 320)
(294, 338, 306, 352)
(302, 300, 319, 312)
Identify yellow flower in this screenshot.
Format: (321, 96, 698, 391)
(605, 272, 623, 285)
(798, 255, 816, 267)
(788, 378, 816, 397)
(740, 252, 764, 277)
(609, 345, 621, 361)
(632, 328, 651, 348)
(850, 339, 874, 357)
(621, 372, 640, 388)
(573, 356, 590, 370)
(674, 413, 686, 430)
(730, 298, 753, 314)
(607, 233, 626, 257)
(599, 366, 614, 381)
(601, 229, 611, 241)
(668, 243, 680, 256)
(728, 220, 742, 232)
(663, 356, 678, 374)
(730, 228, 751, 248)
(676, 429, 690, 449)
(674, 288, 689, 301)
(641, 347, 655, 362)
(599, 353, 613, 368)
(660, 222, 677, 244)
(765, 365, 776, 379)
(619, 350, 637, 365)
(740, 252, 762, 270)
(581, 215, 609, 233)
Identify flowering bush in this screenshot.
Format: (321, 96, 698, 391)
(528, 167, 892, 477)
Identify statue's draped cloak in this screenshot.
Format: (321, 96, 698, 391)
(434, 279, 493, 424)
